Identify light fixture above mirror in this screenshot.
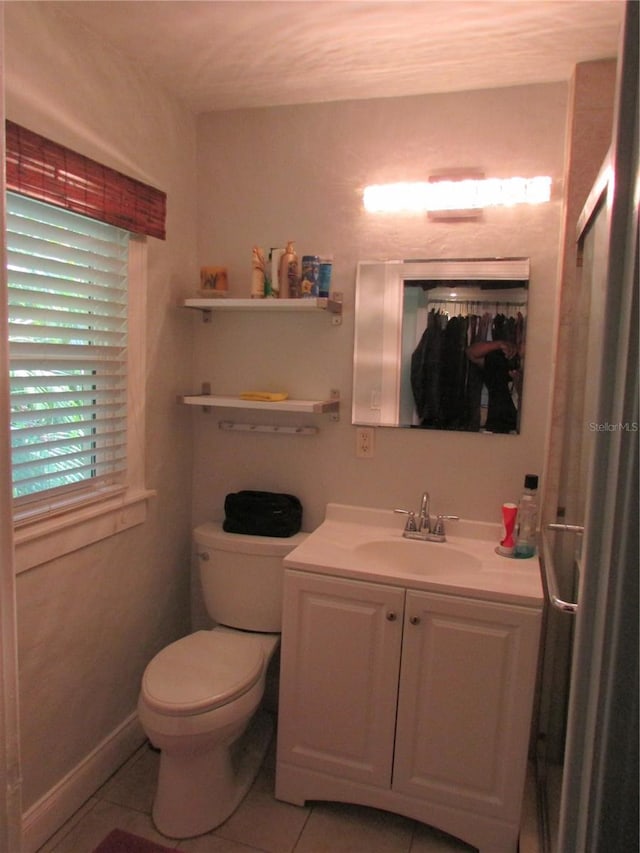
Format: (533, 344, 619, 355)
(362, 176, 551, 214)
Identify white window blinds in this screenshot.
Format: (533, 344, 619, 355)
(7, 192, 130, 503)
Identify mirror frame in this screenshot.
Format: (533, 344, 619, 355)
(352, 257, 529, 432)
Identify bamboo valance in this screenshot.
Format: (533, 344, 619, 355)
(5, 120, 166, 240)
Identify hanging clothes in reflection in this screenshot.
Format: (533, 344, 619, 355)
(441, 314, 470, 429)
(411, 310, 446, 428)
(411, 305, 524, 432)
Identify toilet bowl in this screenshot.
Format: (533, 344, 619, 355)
(137, 523, 306, 839)
(138, 627, 279, 838)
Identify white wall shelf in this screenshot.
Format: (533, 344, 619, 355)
(182, 299, 342, 428)
(184, 293, 343, 325)
(180, 388, 340, 419)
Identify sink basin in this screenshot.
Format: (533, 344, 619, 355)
(353, 538, 482, 575)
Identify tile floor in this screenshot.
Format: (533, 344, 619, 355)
(38, 728, 486, 853)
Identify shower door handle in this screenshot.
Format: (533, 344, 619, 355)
(540, 523, 583, 614)
(546, 523, 585, 534)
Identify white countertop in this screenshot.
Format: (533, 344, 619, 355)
(284, 503, 543, 608)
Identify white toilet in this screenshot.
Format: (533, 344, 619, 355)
(138, 521, 307, 839)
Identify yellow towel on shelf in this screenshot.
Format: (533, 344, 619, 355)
(240, 391, 289, 402)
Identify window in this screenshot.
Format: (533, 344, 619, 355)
(4, 121, 165, 571)
(8, 192, 129, 508)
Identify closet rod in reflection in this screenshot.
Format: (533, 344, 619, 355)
(427, 299, 526, 307)
(428, 300, 525, 315)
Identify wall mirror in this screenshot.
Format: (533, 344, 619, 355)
(352, 258, 529, 433)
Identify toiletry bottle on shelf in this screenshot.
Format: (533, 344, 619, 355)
(251, 247, 266, 298)
(300, 255, 320, 297)
(279, 241, 300, 298)
(514, 474, 539, 558)
(318, 256, 333, 297)
(269, 247, 285, 298)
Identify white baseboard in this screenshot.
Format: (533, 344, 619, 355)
(22, 713, 146, 853)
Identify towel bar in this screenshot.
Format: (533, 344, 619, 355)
(540, 523, 583, 614)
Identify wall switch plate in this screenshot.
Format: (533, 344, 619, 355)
(356, 427, 375, 458)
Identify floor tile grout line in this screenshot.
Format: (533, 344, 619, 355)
(43, 797, 101, 853)
(95, 790, 154, 816)
(290, 800, 314, 852)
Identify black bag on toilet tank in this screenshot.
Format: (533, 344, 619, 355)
(223, 490, 303, 537)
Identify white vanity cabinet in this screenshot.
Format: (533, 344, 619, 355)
(276, 569, 542, 853)
(277, 571, 405, 789)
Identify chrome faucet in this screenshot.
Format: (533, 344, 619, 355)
(394, 492, 459, 542)
(418, 492, 431, 534)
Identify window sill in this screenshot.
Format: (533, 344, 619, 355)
(13, 488, 156, 575)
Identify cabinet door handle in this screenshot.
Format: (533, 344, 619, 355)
(386, 610, 397, 621)
(409, 615, 421, 625)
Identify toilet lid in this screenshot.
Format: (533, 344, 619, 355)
(142, 631, 265, 716)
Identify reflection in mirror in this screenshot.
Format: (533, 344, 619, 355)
(352, 258, 529, 432)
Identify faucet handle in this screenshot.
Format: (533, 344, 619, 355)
(432, 515, 460, 537)
(394, 509, 418, 532)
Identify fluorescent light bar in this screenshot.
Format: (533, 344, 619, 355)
(363, 176, 552, 213)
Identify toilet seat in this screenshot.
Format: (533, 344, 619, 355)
(142, 630, 265, 717)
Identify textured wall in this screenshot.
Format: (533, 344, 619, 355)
(5, 3, 198, 809)
(193, 84, 568, 533)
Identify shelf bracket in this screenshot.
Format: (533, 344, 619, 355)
(330, 389, 340, 421)
(200, 381, 212, 411)
(328, 292, 343, 325)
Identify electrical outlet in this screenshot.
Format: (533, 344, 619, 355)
(356, 427, 375, 458)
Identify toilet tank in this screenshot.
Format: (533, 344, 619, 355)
(194, 522, 308, 632)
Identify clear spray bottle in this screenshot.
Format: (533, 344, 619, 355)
(514, 474, 539, 558)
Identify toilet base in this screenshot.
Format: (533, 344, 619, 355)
(152, 709, 273, 839)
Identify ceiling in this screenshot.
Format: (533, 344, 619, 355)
(50, 1, 624, 113)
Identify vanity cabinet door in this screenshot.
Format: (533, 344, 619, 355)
(278, 570, 405, 788)
(393, 591, 541, 822)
